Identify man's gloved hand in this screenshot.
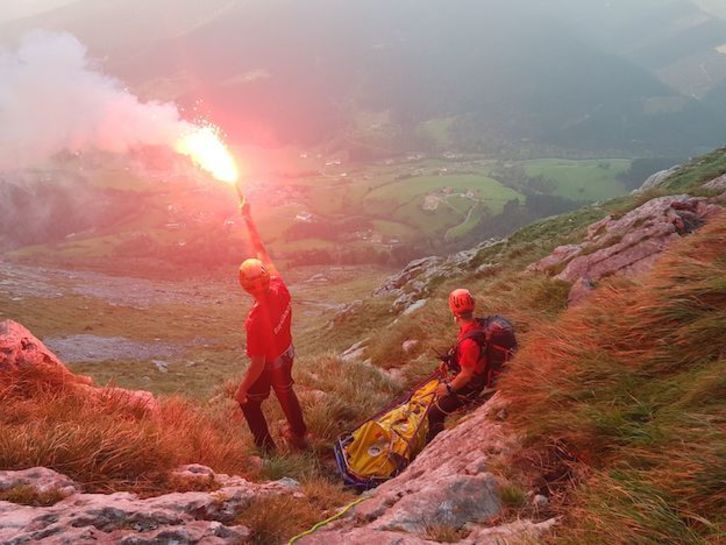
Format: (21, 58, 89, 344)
(435, 382, 451, 398)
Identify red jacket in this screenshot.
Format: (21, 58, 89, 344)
(245, 276, 293, 362)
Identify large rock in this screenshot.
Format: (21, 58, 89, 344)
(704, 173, 726, 191)
(0, 468, 79, 498)
(0, 320, 91, 384)
(369, 473, 499, 532)
(299, 394, 555, 545)
(530, 195, 724, 305)
(298, 528, 441, 545)
(636, 165, 680, 192)
(341, 339, 368, 363)
(0, 466, 297, 544)
(376, 239, 505, 314)
(0, 320, 156, 410)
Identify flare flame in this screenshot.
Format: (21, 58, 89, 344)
(174, 126, 239, 184)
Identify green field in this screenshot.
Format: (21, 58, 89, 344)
(523, 158, 630, 201)
(9, 155, 636, 268)
(445, 201, 484, 240)
(370, 219, 418, 240)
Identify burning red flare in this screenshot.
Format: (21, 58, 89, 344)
(175, 125, 239, 184)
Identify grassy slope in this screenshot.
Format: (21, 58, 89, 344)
(523, 158, 630, 201)
(501, 217, 725, 544)
(354, 147, 726, 544)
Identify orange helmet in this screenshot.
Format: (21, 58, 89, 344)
(239, 258, 270, 293)
(448, 288, 475, 316)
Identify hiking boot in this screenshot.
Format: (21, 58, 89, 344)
(282, 426, 310, 451)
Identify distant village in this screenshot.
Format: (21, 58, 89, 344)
(152, 149, 488, 253)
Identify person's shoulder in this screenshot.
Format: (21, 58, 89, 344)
(270, 275, 289, 292)
(460, 337, 480, 350)
(245, 303, 261, 325)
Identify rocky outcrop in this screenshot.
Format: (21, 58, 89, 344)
(0, 465, 298, 545)
(340, 339, 368, 363)
(0, 320, 156, 409)
(0, 320, 91, 384)
(636, 165, 680, 192)
(376, 239, 505, 313)
(0, 468, 79, 499)
(299, 394, 555, 545)
(530, 194, 724, 305)
(704, 174, 726, 191)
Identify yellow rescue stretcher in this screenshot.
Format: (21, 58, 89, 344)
(334, 375, 441, 490)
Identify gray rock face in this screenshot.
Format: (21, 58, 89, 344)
(465, 518, 558, 545)
(376, 239, 505, 314)
(341, 339, 368, 363)
(531, 195, 724, 305)
(0, 468, 79, 499)
(299, 394, 555, 545)
(527, 244, 581, 274)
(636, 165, 680, 192)
(402, 298, 427, 316)
(0, 320, 89, 384)
(704, 173, 726, 191)
(0, 466, 296, 545)
(370, 473, 499, 532)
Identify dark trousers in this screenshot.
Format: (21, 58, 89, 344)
(426, 377, 486, 443)
(240, 353, 307, 452)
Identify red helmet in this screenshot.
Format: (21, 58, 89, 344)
(239, 258, 270, 293)
(448, 288, 475, 316)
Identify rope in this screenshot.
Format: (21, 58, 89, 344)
(287, 496, 368, 544)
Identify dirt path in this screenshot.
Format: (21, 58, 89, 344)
(444, 200, 478, 240)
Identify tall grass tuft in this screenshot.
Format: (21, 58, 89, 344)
(0, 364, 257, 494)
(499, 215, 726, 544)
(235, 477, 353, 545)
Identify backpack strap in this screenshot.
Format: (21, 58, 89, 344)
(457, 316, 489, 347)
(459, 329, 486, 347)
(452, 323, 488, 374)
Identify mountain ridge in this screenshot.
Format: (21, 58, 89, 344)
(2, 0, 724, 154)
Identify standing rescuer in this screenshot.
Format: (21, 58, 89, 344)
(235, 199, 308, 453)
(427, 288, 489, 442)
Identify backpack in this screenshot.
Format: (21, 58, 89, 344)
(451, 315, 518, 386)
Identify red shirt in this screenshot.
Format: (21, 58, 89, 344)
(457, 321, 484, 374)
(245, 276, 293, 361)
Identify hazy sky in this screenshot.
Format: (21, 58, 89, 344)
(0, 0, 77, 24)
(1, 0, 724, 155)
(695, 0, 726, 19)
(3, 0, 726, 28)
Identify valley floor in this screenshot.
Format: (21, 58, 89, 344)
(0, 259, 391, 397)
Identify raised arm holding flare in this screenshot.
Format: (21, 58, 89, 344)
(235, 198, 308, 453)
(240, 198, 278, 276)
